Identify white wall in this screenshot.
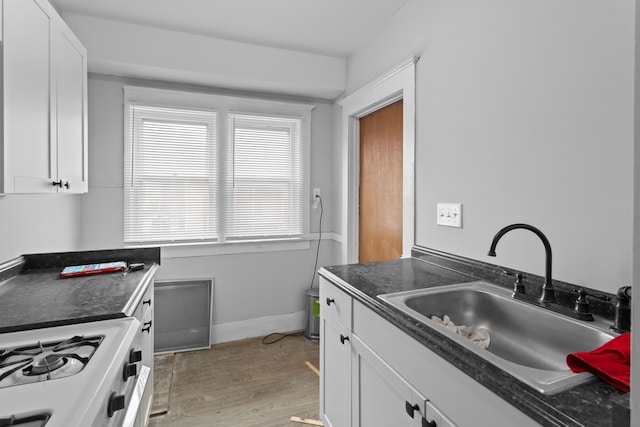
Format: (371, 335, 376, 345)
(343, 0, 635, 293)
(61, 13, 346, 100)
(79, 74, 339, 341)
(0, 194, 81, 261)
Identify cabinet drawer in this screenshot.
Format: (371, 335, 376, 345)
(320, 277, 353, 329)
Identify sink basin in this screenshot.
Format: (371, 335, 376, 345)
(378, 281, 617, 394)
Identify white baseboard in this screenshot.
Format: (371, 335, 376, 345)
(210, 311, 307, 344)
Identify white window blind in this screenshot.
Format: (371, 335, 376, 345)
(124, 105, 218, 243)
(226, 113, 303, 239)
(123, 87, 312, 246)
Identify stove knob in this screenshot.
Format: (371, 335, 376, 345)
(130, 349, 142, 363)
(107, 392, 125, 417)
(123, 363, 138, 381)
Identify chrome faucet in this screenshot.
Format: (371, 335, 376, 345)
(487, 223, 556, 304)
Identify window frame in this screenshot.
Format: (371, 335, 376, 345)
(123, 86, 314, 253)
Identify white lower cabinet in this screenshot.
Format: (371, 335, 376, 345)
(352, 335, 431, 427)
(321, 313, 352, 427)
(131, 279, 155, 427)
(320, 280, 352, 427)
(320, 277, 539, 427)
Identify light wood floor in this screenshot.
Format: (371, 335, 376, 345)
(149, 333, 320, 427)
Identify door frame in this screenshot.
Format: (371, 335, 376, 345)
(338, 57, 418, 264)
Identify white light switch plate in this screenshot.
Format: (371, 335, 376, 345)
(437, 203, 462, 228)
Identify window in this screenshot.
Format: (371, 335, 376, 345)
(225, 113, 303, 240)
(124, 87, 312, 246)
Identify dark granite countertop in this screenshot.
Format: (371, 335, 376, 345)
(0, 248, 160, 333)
(319, 247, 629, 427)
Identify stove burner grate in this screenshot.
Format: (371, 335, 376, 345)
(0, 346, 44, 363)
(26, 354, 67, 376)
(0, 359, 33, 383)
(0, 334, 103, 388)
(0, 413, 51, 426)
(52, 335, 100, 352)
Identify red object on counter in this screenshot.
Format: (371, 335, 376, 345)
(566, 332, 631, 392)
(60, 261, 127, 278)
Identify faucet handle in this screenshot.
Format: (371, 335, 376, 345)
(572, 288, 611, 302)
(571, 288, 610, 321)
(503, 270, 526, 294)
(616, 286, 632, 300)
(611, 286, 632, 333)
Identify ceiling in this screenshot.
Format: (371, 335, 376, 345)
(49, 0, 410, 58)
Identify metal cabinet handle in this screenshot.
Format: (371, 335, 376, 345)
(339, 334, 349, 344)
(326, 298, 335, 306)
(142, 321, 152, 333)
(143, 298, 152, 306)
(52, 180, 70, 189)
(406, 401, 420, 418)
(422, 418, 437, 427)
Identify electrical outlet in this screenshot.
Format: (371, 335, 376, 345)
(436, 203, 462, 228)
(313, 188, 321, 209)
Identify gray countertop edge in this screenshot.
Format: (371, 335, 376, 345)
(318, 259, 626, 427)
(0, 313, 127, 334)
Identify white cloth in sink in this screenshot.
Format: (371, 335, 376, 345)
(430, 315, 491, 349)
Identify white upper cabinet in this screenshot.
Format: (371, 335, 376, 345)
(51, 11, 88, 193)
(2, 0, 52, 193)
(1, 0, 88, 194)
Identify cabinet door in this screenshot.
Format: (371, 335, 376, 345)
(52, 12, 88, 193)
(132, 280, 154, 427)
(352, 335, 427, 427)
(3, 0, 54, 193)
(320, 313, 352, 427)
(139, 302, 154, 425)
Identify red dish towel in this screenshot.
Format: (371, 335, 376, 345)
(566, 332, 631, 392)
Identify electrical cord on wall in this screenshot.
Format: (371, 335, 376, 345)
(309, 194, 323, 290)
(262, 194, 324, 345)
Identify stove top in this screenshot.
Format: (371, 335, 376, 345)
(0, 335, 103, 388)
(0, 318, 140, 427)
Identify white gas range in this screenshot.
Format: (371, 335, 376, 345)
(0, 317, 148, 427)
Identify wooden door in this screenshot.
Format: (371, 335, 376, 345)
(359, 100, 403, 263)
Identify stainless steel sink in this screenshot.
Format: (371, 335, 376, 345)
(378, 281, 617, 394)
